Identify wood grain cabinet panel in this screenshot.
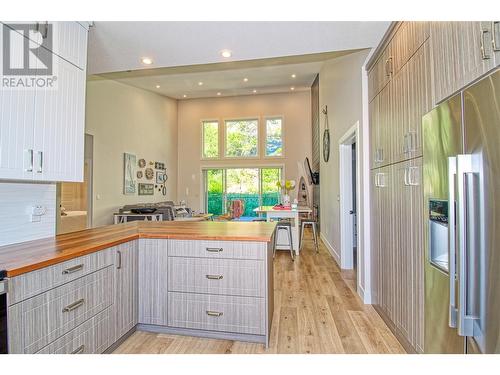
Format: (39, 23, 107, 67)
(168, 257, 265, 298)
(168, 292, 266, 336)
(35, 307, 112, 354)
(8, 266, 113, 354)
(113, 241, 138, 342)
(8, 248, 113, 305)
(138, 239, 168, 326)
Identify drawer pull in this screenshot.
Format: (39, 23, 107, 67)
(206, 274, 223, 280)
(62, 264, 84, 275)
(206, 310, 223, 317)
(206, 247, 223, 253)
(71, 345, 85, 354)
(62, 298, 85, 313)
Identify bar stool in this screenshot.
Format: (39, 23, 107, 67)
(273, 220, 295, 260)
(300, 214, 319, 253)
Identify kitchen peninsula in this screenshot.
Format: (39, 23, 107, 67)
(0, 221, 276, 354)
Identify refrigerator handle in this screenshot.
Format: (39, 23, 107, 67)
(456, 154, 479, 337)
(448, 157, 458, 328)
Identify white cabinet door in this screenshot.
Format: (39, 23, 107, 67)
(33, 53, 86, 182)
(0, 25, 36, 180)
(51, 22, 88, 70)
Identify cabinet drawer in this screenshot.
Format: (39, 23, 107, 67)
(168, 257, 265, 297)
(168, 292, 265, 335)
(36, 307, 111, 354)
(8, 248, 113, 305)
(8, 266, 113, 353)
(168, 240, 266, 260)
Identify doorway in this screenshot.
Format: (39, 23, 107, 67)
(339, 122, 360, 280)
(56, 134, 94, 234)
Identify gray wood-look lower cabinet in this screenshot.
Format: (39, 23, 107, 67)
(6, 237, 274, 353)
(137, 239, 169, 326)
(113, 241, 139, 342)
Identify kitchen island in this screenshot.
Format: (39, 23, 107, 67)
(0, 221, 276, 354)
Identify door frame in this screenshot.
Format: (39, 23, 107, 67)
(338, 121, 360, 270)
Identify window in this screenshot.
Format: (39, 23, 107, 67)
(204, 167, 282, 217)
(202, 121, 219, 158)
(225, 119, 258, 157)
(265, 117, 283, 157)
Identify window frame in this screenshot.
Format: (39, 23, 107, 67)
(223, 117, 260, 159)
(263, 115, 285, 159)
(200, 119, 220, 160)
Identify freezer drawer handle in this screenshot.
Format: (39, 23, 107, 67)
(448, 157, 458, 328)
(206, 310, 223, 317)
(480, 29, 492, 60)
(71, 345, 85, 354)
(206, 274, 223, 280)
(62, 264, 84, 275)
(62, 298, 85, 313)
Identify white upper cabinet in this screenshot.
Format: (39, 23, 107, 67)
(0, 21, 88, 182)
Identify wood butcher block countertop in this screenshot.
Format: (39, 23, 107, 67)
(0, 221, 276, 277)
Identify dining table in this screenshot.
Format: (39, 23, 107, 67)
(253, 205, 312, 254)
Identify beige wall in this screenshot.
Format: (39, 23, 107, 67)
(85, 79, 178, 227)
(177, 91, 311, 212)
(318, 50, 370, 289)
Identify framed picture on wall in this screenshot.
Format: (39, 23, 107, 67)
(156, 171, 167, 184)
(138, 183, 154, 196)
(123, 152, 137, 195)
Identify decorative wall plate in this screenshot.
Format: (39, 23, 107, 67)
(138, 158, 146, 168)
(145, 168, 154, 180)
(136, 171, 143, 179)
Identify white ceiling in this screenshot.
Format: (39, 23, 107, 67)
(87, 21, 390, 75)
(88, 21, 389, 99)
(103, 53, 356, 99)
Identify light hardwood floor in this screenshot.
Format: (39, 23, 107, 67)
(113, 235, 406, 354)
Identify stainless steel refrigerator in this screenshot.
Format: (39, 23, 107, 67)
(422, 68, 500, 354)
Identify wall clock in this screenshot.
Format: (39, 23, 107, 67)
(322, 106, 330, 162)
(145, 168, 154, 180)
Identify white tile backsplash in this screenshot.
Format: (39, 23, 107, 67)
(0, 182, 56, 246)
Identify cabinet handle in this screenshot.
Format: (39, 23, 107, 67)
(117, 250, 122, 269)
(206, 310, 223, 317)
(206, 247, 223, 253)
(385, 57, 393, 77)
(448, 157, 458, 328)
(37, 151, 43, 173)
(62, 264, 84, 274)
(25, 149, 34, 172)
(42, 22, 49, 39)
(408, 166, 419, 186)
(71, 345, 85, 354)
(62, 298, 85, 313)
(480, 29, 491, 60)
(404, 168, 409, 186)
(408, 131, 416, 152)
(206, 274, 223, 280)
(492, 22, 500, 51)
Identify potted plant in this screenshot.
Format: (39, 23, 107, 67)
(277, 180, 296, 207)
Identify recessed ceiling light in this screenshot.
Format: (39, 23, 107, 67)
(155, 85, 161, 88)
(183, 94, 187, 98)
(217, 92, 221, 96)
(221, 49, 232, 58)
(290, 87, 295, 91)
(141, 57, 153, 65)
(291, 74, 296, 78)
(243, 78, 249, 82)
(253, 89, 257, 93)
(198, 81, 203, 86)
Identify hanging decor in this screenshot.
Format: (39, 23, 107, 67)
(322, 105, 330, 162)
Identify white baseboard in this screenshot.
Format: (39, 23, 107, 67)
(319, 232, 340, 266)
(357, 284, 372, 304)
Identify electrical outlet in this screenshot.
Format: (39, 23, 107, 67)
(31, 205, 47, 222)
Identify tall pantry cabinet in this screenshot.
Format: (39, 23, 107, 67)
(368, 21, 500, 353)
(0, 21, 89, 182)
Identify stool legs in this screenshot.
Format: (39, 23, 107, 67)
(311, 222, 319, 253)
(274, 226, 294, 261)
(287, 227, 295, 261)
(300, 221, 305, 250)
(299, 221, 319, 253)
